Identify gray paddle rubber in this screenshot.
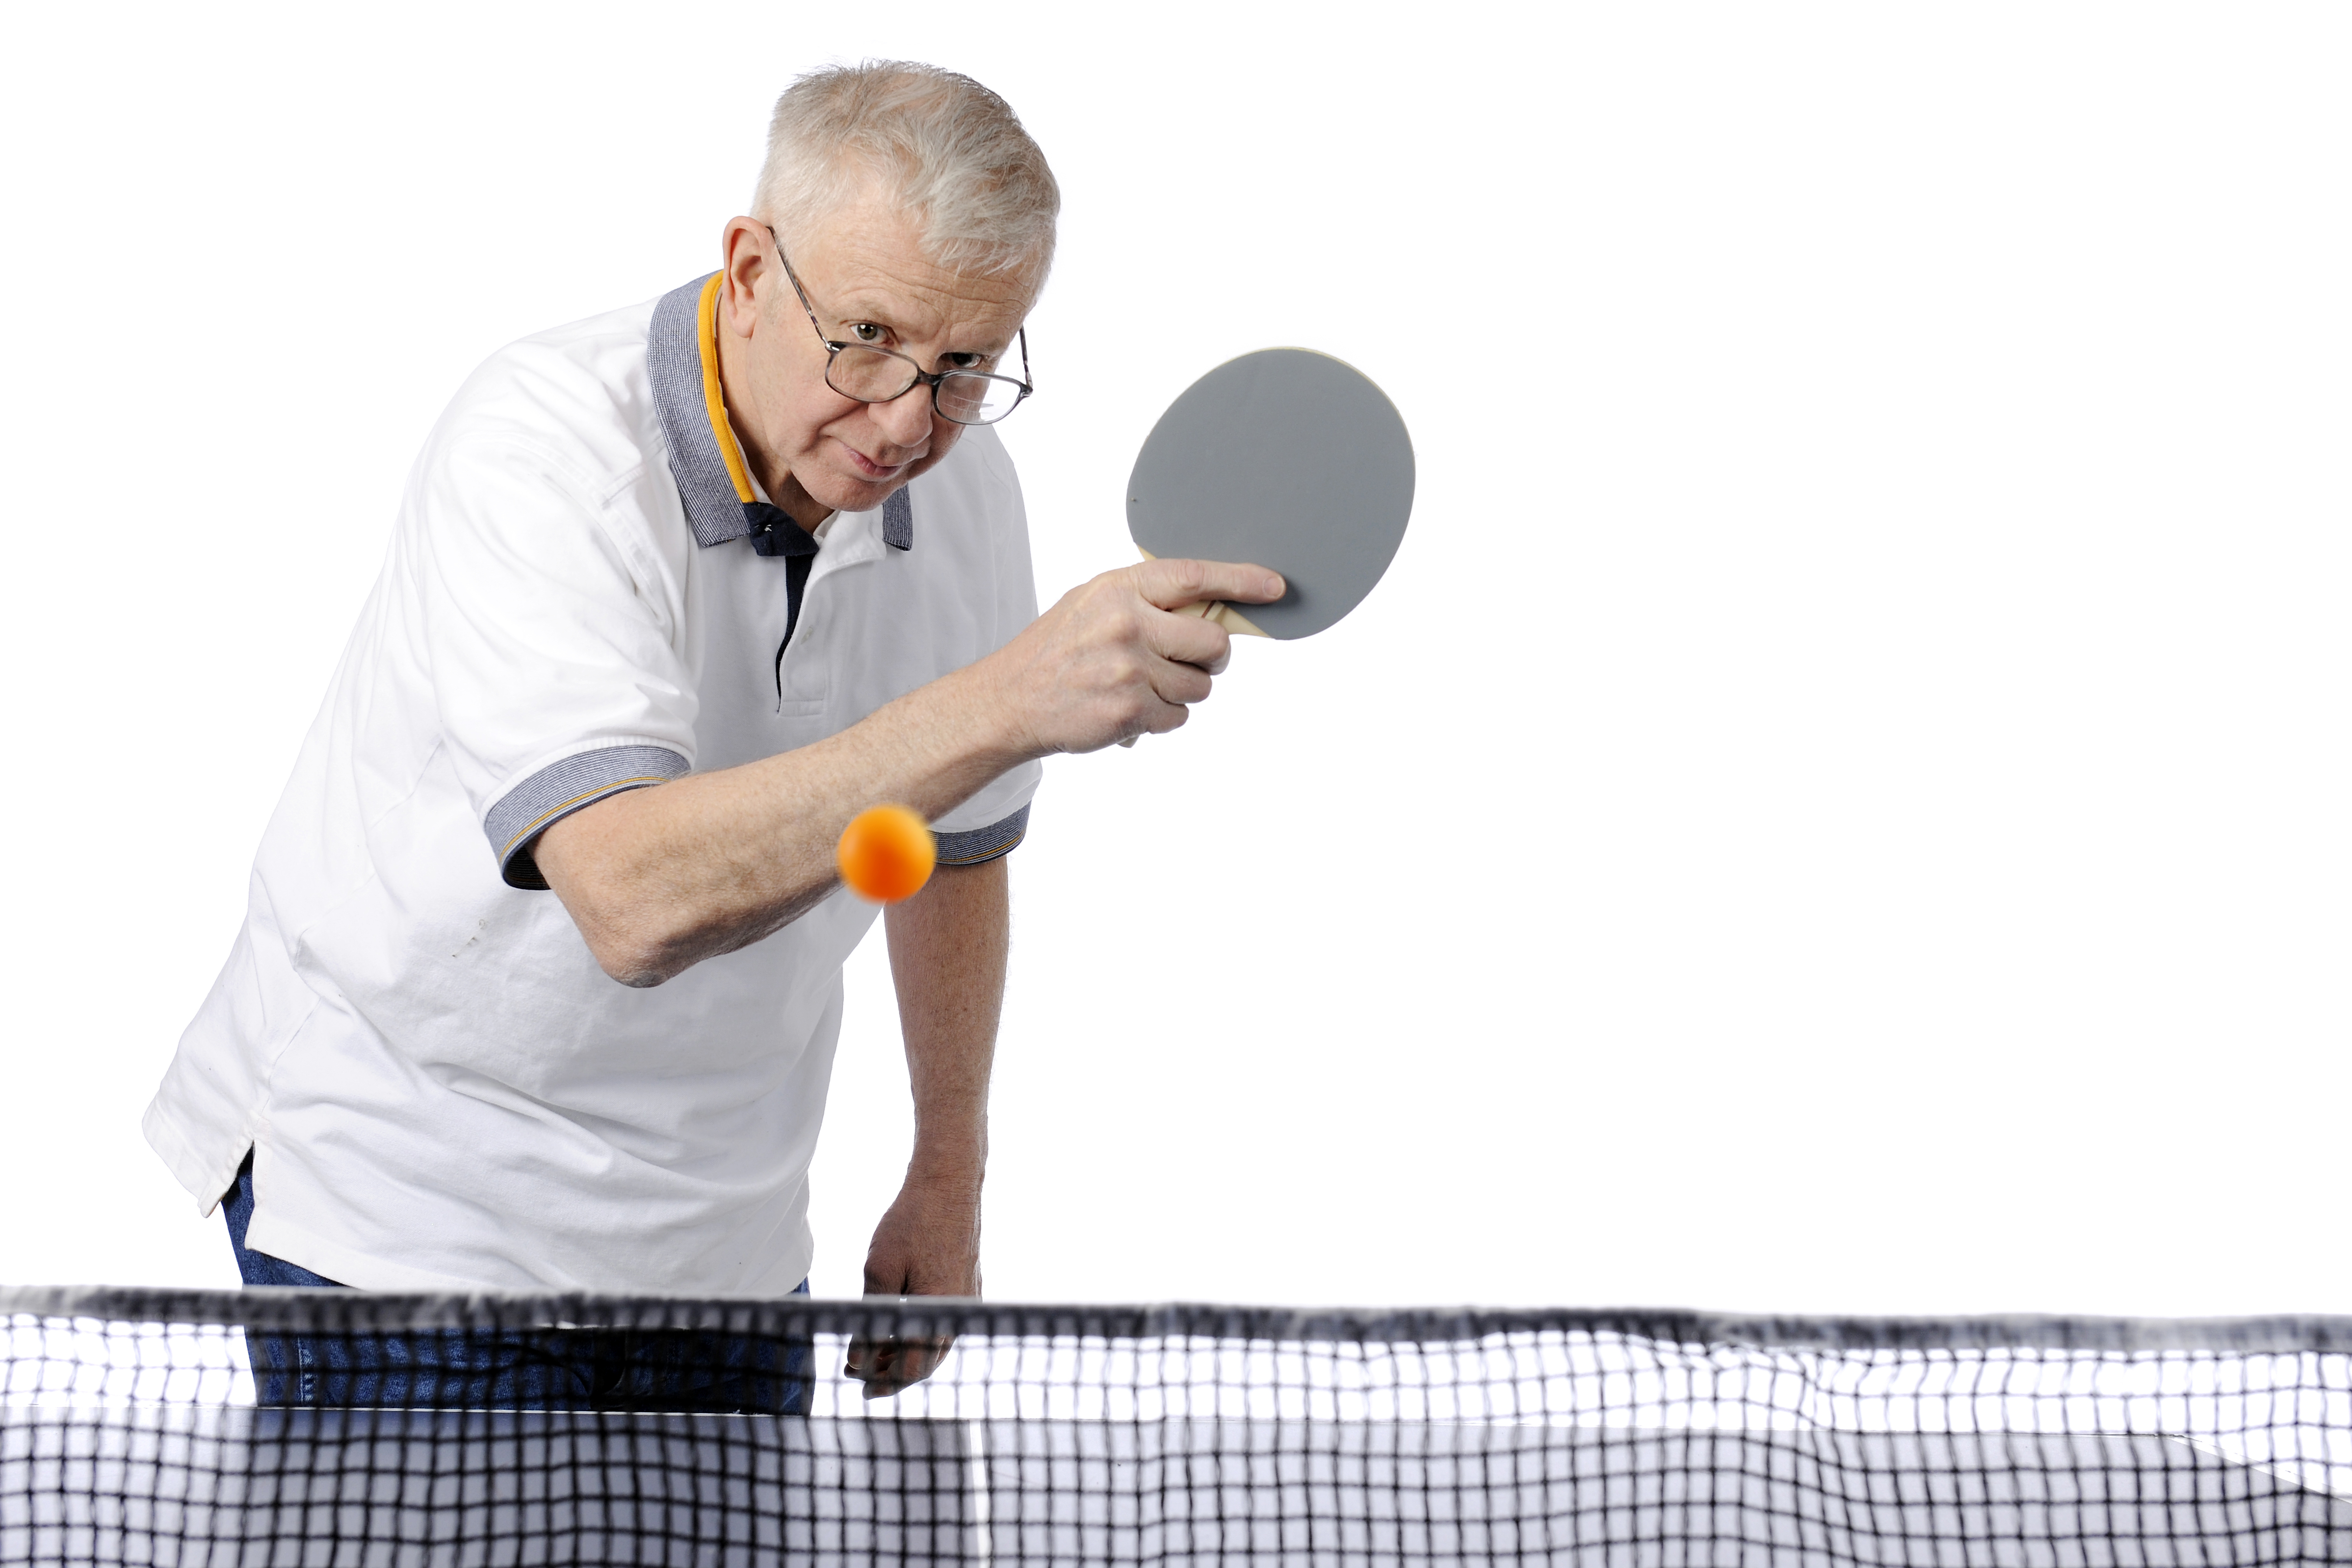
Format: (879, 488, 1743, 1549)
(1126, 348, 1414, 640)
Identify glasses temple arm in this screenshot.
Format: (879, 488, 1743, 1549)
(764, 224, 834, 346)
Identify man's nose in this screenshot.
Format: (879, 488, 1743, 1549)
(871, 382, 936, 450)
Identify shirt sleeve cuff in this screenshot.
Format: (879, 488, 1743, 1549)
(933, 804, 1030, 867)
(485, 744, 691, 889)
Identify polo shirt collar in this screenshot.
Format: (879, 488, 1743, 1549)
(650, 272, 914, 554)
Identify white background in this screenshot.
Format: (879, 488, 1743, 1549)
(1, 3, 2346, 1317)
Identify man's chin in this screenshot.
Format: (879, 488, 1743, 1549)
(806, 463, 919, 516)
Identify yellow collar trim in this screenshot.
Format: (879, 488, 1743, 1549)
(697, 274, 758, 506)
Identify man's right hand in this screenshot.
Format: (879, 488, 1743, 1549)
(980, 558, 1286, 755)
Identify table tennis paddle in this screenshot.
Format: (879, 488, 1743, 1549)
(1126, 347, 1415, 640)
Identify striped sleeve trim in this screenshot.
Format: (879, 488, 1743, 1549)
(486, 744, 691, 890)
(933, 805, 1030, 868)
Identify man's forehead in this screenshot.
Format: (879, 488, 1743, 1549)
(800, 208, 1036, 344)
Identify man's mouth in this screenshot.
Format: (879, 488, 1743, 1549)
(840, 443, 914, 480)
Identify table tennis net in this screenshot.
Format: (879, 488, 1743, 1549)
(4, 1288, 2348, 1566)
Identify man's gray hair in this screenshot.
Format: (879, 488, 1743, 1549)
(754, 61, 1059, 280)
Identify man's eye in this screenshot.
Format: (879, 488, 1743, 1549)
(851, 323, 885, 344)
(944, 354, 984, 369)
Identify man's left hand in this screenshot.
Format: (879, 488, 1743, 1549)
(845, 1176, 981, 1398)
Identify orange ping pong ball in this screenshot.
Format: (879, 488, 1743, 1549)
(836, 805, 937, 903)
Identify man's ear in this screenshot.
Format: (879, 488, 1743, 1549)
(717, 217, 770, 339)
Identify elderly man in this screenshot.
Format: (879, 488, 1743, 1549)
(142, 62, 1280, 1402)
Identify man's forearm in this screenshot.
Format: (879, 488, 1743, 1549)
(855, 856, 1008, 1300)
(886, 856, 1008, 1188)
(536, 663, 1028, 986)
(535, 555, 1281, 988)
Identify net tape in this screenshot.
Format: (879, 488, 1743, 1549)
(5, 1288, 2349, 1566)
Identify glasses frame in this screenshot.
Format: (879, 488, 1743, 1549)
(766, 225, 1033, 427)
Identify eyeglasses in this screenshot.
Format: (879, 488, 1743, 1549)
(767, 226, 1033, 427)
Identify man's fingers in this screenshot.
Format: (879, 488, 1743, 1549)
(1115, 695, 1192, 748)
(863, 1339, 948, 1399)
(1132, 558, 1285, 613)
(1138, 618, 1220, 705)
(843, 1333, 953, 1398)
(1143, 605, 1232, 676)
(1146, 662, 1212, 713)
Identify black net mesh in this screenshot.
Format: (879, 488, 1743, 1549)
(4, 1288, 2348, 1565)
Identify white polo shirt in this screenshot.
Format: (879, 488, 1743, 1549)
(143, 273, 1043, 1294)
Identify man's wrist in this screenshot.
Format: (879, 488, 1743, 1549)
(940, 649, 1044, 771)
(905, 1141, 987, 1194)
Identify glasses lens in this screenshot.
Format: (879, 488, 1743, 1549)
(828, 346, 919, 403)
(937, 373, 1026, 426)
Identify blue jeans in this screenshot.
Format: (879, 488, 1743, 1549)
(223, 1151, 809, 1412)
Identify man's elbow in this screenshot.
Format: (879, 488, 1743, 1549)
(539, 832, 819, 985)
(550, 881, 681, 988)
(577, 916, 679, 989)
(596, 945, 676, 989)
(568, 889, 789, 988)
